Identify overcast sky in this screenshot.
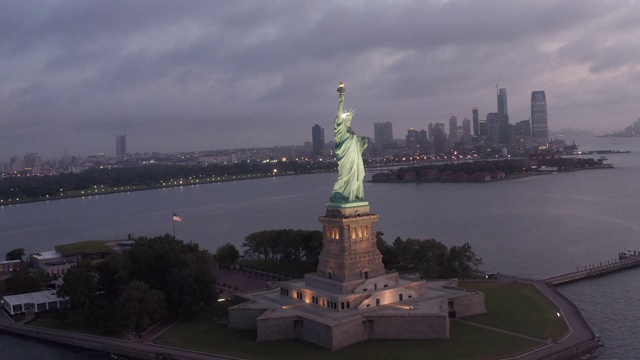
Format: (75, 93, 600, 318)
(1, 0, 639, 160)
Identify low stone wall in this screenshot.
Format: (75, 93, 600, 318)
(366, 313, 449, 339)
(228, 307, 268, 330)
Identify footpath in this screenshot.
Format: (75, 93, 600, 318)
(0, 310, 235, 360)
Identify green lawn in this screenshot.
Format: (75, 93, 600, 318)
(154, 302, 538, 360)
(54, 240, 113, 256)
(460, 281, 568, 340)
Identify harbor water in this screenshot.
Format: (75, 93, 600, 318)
(1, 136, 639, 359)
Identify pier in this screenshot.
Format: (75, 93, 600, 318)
(543, 252, 640, 286)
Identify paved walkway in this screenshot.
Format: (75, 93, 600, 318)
(496, 275, 599, 360)
(0, 310, 238, 360)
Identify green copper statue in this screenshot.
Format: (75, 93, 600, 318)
(330, 82, 368, 204)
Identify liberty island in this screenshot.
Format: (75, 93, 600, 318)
(227, 83, 486, 349)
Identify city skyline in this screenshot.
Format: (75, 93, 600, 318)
(1, 1, 639, 160)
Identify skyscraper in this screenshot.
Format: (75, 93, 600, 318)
(312, 124, 325, 155)
(448, 116, 458, 143)
(462, 118, 471, 142)
(116, 134, 127, 158)
(486, 112, 499, 145)
(531, 91, 548, 140)
(472, 107, 479, 136)
(374, 122, 393, 145)
(497, 88, 510, 144)
(432, 123, 447, 154)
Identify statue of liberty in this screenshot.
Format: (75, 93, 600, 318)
(330, 82, 368, 204)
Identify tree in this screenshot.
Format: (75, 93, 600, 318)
(126, 234, 217, 315)
(95, 253, 130, 300)
(445, 242, 482, 280)
(117, 281, 166, 333)
(58, 260, 97, 313)
(214, 243, 239, 268)
(5, 248, 25, 261)
(5, 267, 47, 294)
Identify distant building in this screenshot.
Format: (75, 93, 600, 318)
(427, 123, 434, 140)
(462, 118, 471, 142)
(497, 88, 510, 144)
(479, 119, 488, 137)
(448, 116, 458, 143)
(24, 152, 42, 172)
(531, 91, 548, 140)
(486, 112, 499, 145)
(432, 123, 447, 154)
(472, 107, 479, 136)
(9, 156, 24, 172)
(515, 120, 532, 137)
(116, 134, 127, 158)
(374, 122, 394, 146)
(312, 124, 325, 155)
(406, 129, 419, 152)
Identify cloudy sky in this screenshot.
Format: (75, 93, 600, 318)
(1, 0, 639, 160)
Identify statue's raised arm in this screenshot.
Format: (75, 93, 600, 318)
(329, 82, 368, 204)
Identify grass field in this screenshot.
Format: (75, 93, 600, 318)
(460, 281, 568, 340)
(154, 300, 539, 360)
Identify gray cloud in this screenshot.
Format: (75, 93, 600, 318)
(0, 0, 639, 161)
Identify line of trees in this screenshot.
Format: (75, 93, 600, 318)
(241, 229, 323, 264)
(236, 229, 481, 281)
(376, 233, 482, 280)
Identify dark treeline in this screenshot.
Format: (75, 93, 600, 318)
(376, 233, 482, 280)
(395, 157, 604, 180)
(0, 161, 338, 201)
(3, 235, 217, 335)
(239, 229, 481, 280)
(241, 229, 323, 264)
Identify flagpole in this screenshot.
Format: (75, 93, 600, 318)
(173, 213, 176, 239)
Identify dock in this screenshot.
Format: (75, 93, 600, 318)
(543, 252, 640, 286)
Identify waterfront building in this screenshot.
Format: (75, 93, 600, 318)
(374, 122, 393, 146)
(531, 91, 548, 140)
(472, 107, 479, 136)
(116, 134, 127, 158)
(312, 124, 325, 155)
(448, 116, 458, 144)
(2, 291, 68, 315)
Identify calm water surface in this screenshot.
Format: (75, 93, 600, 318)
(1, 136, 639, 359)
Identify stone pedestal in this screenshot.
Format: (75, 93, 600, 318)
(316, 202, 386, 284)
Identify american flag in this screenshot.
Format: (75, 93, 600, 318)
(172, 213, 182, 222)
